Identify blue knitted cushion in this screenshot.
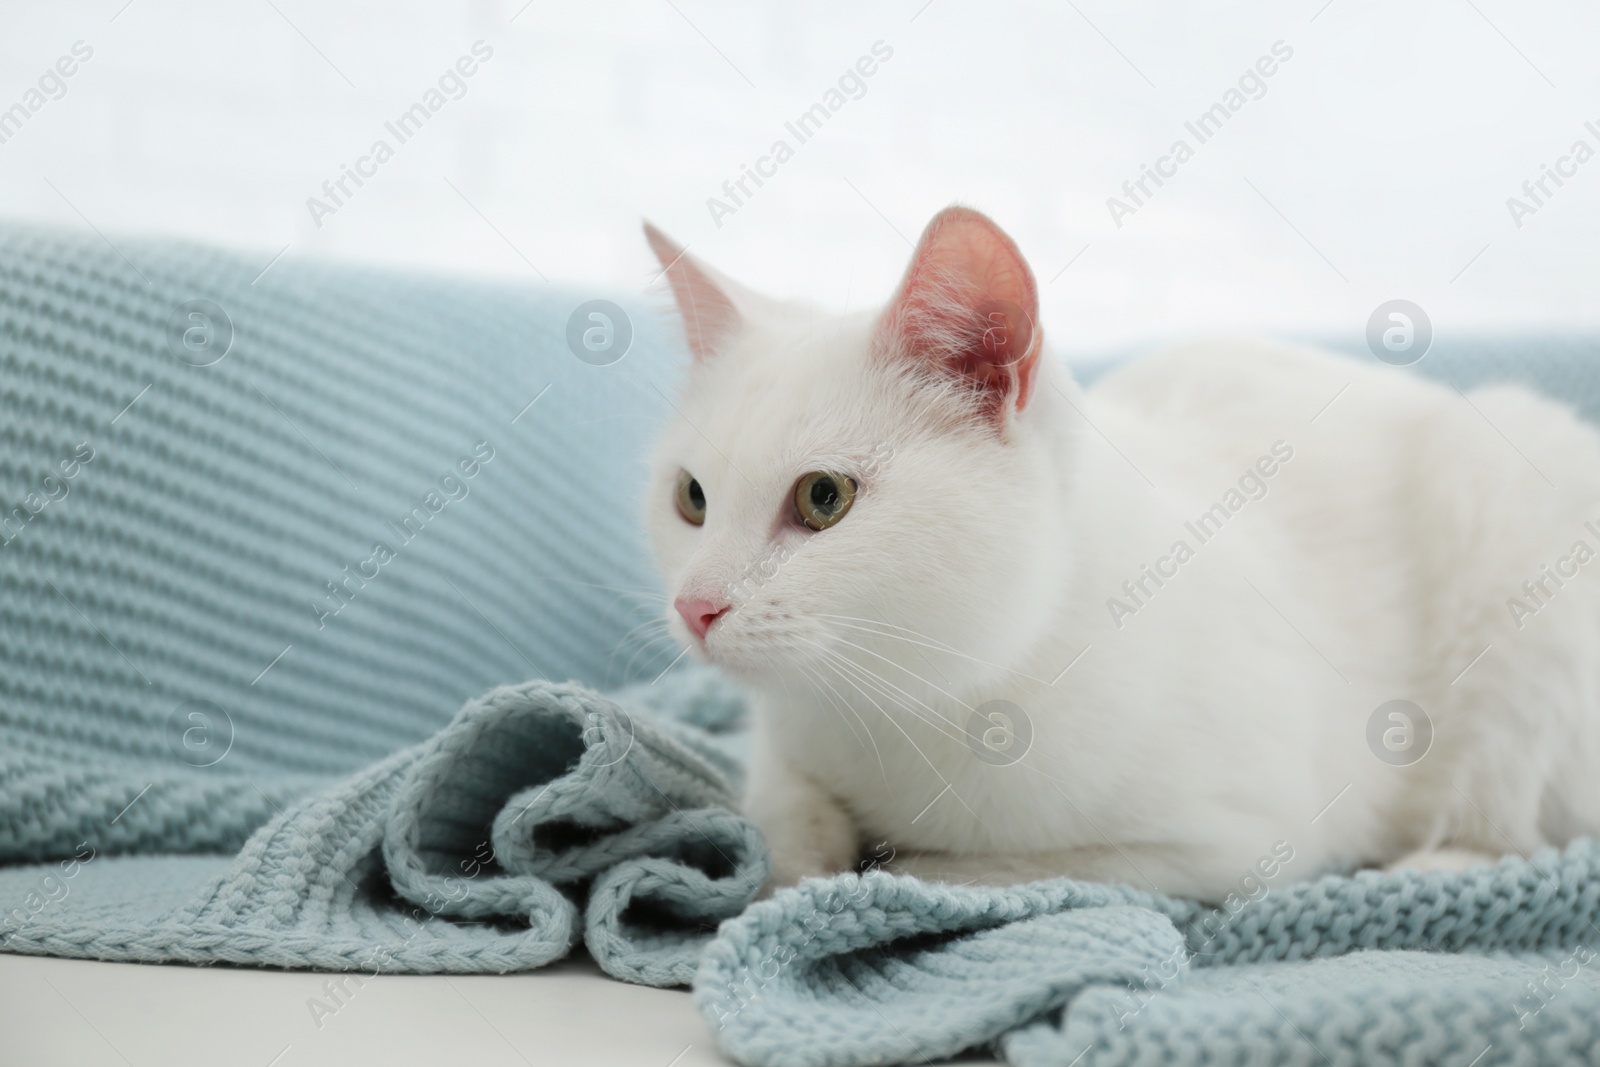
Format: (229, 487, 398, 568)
(0, 226, 685, 861)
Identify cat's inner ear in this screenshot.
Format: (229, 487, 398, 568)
(875, 205, 1043, 421)
(643, 222, 741, 362)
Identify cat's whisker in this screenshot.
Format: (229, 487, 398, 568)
(613, 616, 672, 646)
(813, 643, 961, 735)
(811, 612, 963, 650)
(806, 639, 969, 747)
(794, 662, 863, 748)
(617, 631, 678, 673)
(817, 629, 1077, 792)
(810, 651, 988, 829)
(621, 627, 677, 657)
(796, 662, 886, 780)
(536, 574, 672, 604)
(804, 642, 963, 789)
(611, 621, 680, 677)
(823, 640, 1069, 785)
(823, 653, 969, 742)
(806, 639, 953, 739)
(813, 614, 1044, 681)
(797, 661, 889, 784)
(818, 648, 990, 826)
(819, 632, 977, 724)
(794, 662, 861, 746)
(609, 612, 672, 646)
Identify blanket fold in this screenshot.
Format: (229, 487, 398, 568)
(0, 676, 765, 984)
(10, 669, 1600, 1066)
(695, 871, 1189, 1067)
(15, 226, 1600, 1066)
(696, 847, 1600, 1066)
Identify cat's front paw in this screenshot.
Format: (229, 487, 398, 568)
(743, 743, 860, 896)
(755, 804, 859, 897)
(759, 837, 857, 898)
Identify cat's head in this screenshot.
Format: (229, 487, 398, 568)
(643, 207, 1075, 695)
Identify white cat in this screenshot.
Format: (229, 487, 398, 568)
(642, 206, 1600, 902)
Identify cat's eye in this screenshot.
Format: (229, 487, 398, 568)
(675, 470, 706, 526)
(794, 472, 856, 531)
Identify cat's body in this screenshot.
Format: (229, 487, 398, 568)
(644, 207, 1600, 902)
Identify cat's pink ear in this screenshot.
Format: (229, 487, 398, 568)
(643, 222, 741, 362)
(876, 206, 1042, 422)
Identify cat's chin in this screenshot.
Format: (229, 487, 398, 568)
(690, 650, 787, 683)
(683, 639, 817, 687)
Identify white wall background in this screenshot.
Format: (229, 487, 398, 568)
(2, 0, 1597, 356)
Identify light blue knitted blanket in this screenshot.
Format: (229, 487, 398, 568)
(5, 228, 1600, 1065)
(1, 671, 763, 986)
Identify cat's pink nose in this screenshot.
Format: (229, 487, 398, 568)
(675, 597, 729, 640)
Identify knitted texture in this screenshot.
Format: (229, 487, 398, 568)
(9, 227, 1600, 1064)
(0, 225, 684, 862)
(698, 849, 1600, 1066)
(0, 673, 766, 986)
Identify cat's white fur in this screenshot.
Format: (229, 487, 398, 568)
(643, 207, 1600, 902)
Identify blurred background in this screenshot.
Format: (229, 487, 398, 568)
(5, 0, 1599, 357)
